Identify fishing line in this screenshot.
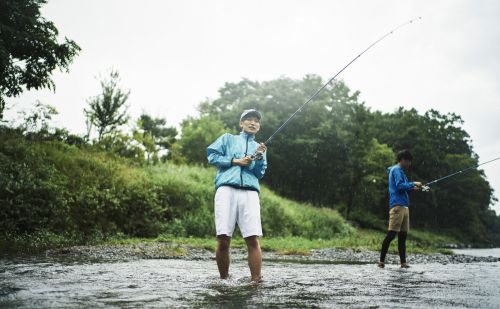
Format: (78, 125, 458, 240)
(422, 156, 500, 191)
(252, 17, 422, 159)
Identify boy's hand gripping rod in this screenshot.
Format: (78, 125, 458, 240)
(421, 156, 500, 192)
(251, 17, 422, 160)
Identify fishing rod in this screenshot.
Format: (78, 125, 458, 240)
(251, 17, 422, 159)
(421, 156, 500, 191)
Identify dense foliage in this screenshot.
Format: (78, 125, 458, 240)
(192, 76, 499, 244)
(0, 127, 351, 243)
(0, 0, 80, 119)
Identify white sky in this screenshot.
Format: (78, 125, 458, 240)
(5, 0, 500, 213)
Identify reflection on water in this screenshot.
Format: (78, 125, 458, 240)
(1, 254, 500, 308)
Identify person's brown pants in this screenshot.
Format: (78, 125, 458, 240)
(388, 206, 409, 232)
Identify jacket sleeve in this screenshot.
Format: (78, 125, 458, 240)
(207, 134, 233, 168)
(394, 169, 415, 191)
(249, 152, 267, 179)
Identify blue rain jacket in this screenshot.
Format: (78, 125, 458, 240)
(388, 164, 415, 208)
(207, 132, 267, 193)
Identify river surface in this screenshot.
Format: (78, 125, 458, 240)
(1, 249, 499, 308)
(454, 248, 500, 258)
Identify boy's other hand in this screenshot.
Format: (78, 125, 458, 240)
(257, 143, 267, 153)
(413, 182, 422, 191)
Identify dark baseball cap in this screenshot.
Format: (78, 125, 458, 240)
(240, 109, 262, 121)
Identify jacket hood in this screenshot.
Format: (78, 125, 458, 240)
(387, 164, 399, 174)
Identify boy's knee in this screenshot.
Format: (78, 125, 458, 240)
(217, 235, 231, 251)
(245, 236, 260, 250)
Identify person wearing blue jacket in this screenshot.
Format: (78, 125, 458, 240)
(207, 109, 267, 282)
(378, 150, 422, 268)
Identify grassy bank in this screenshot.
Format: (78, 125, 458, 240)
(106, 229, 455, 255)
(1, 228, 455, 255)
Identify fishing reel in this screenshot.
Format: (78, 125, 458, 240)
(421, 185, 430, 192)
(250, 151, 264, 161)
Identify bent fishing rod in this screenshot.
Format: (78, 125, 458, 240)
(421, 156, 500, 191)
(251, 17, 422, 159)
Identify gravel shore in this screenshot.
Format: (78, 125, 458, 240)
(45, 242, 500, 264)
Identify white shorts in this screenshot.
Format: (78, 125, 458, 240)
(214, 186, 263, 238)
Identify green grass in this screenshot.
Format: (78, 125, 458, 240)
(98, 228, 454, 255)
(0, 230, 99, 254)
(145, 164, 354, 239)
(1, 228, 455, 255)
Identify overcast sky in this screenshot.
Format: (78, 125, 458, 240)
(5, 0, 500, 213)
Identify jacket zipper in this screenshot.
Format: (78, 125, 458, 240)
(240, 134, 250, 187)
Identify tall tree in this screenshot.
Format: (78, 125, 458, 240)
(138, 114, 177, 149)
(0, 0, 80, 120)
(132, 113, 178, 164)
(173, 116, 228, 165)
(84, 70, 130, 141)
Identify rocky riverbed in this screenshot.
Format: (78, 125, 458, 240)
(43, 242, 500, 264)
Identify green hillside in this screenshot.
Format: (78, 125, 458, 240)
(0, 129, 353, 250)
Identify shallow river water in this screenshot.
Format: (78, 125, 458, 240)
(1, 250, 500, 308)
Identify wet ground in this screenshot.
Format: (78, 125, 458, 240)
(1, 249, 499, 308)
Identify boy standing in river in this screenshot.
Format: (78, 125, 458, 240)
(206, 109, 267, 282)
(379, 150, 422, 268)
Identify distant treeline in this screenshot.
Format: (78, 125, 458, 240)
(176, 76, 499, 245)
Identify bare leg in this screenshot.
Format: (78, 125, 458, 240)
(216, 235, 231, 279)
(244, 236, 262, 282)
